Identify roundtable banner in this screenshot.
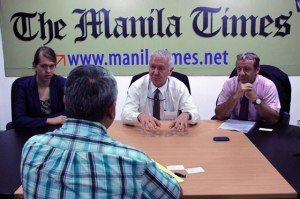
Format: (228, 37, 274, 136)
(1, 0, 300, 76)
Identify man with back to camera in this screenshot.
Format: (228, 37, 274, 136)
(214, 52, 281, 125)
(121, 49, 200, 132)
(21, 65, 182, 198)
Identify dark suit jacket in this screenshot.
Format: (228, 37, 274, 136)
(12, 75, 66, 128)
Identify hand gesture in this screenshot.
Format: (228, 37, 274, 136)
(46, 115, 66, 125)
(169, 112, 189, 133)
(138, 113, 161, 131)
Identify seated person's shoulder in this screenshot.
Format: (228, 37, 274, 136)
(256, 74, 276, 88)
(168, 76, 189, 92)
(113, 140, 152, 161)
(54, 75, 67, 82)
(227, 76, 239, 83)
(258, 74, 272, 83)
(23, 133, 49, 148)
(129, 74, 149, 90)
(16, 76, 34, 89)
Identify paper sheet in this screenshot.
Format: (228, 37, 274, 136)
(219, 119, 256, 133)
(155, 162, 185, 183)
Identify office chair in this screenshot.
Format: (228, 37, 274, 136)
(212, 65, 291, 124)
(129, 71, 192, 95)
(6, 76, 32, 130)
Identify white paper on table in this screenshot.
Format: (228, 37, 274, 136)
(167, 165, 185, 171)
(185, 167, 205, 174)
(218, 119, 256, 133)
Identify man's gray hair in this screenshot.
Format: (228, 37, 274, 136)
(64, 65, 118, 122)
(150, 49, 174, 69)
(237, 52, 260, 69)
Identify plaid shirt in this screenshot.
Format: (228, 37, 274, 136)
(21, 119, 181, 199)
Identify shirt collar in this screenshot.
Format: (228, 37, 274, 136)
(59, 118, 108, 136)
(149, 78, 169, 94)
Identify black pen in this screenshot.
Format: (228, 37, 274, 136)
(174, 172, 186, 178)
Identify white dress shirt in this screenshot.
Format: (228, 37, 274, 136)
(121, 74, 200, 125)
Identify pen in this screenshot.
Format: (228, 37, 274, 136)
(174, 172, 186, 178)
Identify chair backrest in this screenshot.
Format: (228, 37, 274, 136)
(6, 76, 32, 130)
(129, 71, 192, 95)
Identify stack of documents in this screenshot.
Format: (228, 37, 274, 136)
(218, 119, 256, 133)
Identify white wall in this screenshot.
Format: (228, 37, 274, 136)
(1, 29, 299, 130)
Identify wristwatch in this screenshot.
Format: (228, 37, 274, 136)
(253, 98, 262, 105)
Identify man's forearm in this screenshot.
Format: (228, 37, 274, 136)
(215, 95, 239, 120)
(254, 102, 280, 124)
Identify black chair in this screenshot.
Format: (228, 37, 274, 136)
(6, 76, 32, 130)
(129, 71, 192, 95)
(212, 65, 291, 124)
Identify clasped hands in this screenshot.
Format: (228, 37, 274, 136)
(137, 112, 190, 135)
(238, 83, 258, 101)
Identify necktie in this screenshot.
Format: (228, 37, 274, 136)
(239, 96, 249, 121)
(153, 89, 160, 120)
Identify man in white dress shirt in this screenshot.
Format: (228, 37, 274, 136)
(121, 49, 200, 132)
